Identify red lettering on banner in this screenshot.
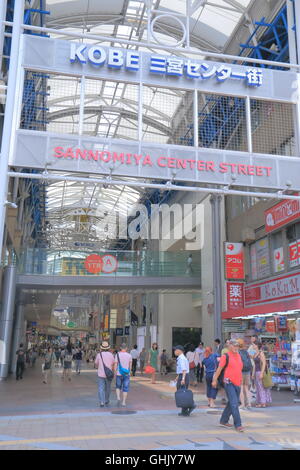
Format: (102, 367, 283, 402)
(54, 147, 64, 158)
(133, 154, 143, 165)
(238, 164, 247, 175)
(76, 149, 87, 160)
(113, 152, 125, 164)
(143, 155, 152, 166)
(157, 157, 167, 167)
(65, 148, 75, 159)
(88, 150, 98, 161)
(51, 147, 274, 178)
(100, 151, 111, 162)
(178, 159, 187, 169)
(219, 163, 228, 173)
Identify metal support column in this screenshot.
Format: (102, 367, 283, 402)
(0, 264, 17, 379)
(10, 301, 24, 374)
(145, 294, 151, 351)
(210, 194, 222, 341)
(0, 0, 24, 264)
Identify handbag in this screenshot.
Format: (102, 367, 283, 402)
(100, 352, 114, 381)
(262, 367, 273, 388)
(189, 352, 196, 369)
(144, 365, 155, 374)
(175, 386, 194, 408)
(117, 353, 130, 376)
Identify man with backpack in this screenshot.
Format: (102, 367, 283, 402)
(212, 339, 244, 432)
(237, 338, 253, 409)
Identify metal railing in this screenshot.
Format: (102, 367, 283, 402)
(17, 249, 201, 278)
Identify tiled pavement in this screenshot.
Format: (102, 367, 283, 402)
(0, 360, 300, 450)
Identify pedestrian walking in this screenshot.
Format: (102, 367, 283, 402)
(62, 342, 73, 382)
(95, 341, 115, 407)
(115, 343, 132, 407)
(31, 347, 38, 367)
(237, 338, 253, 409)
(54, 348, 61, 368)
(221, 339, 230, 355)
(42, 347, 56, 384)
(160, 349, 168, 375)
(186, 344, 198, 386)
(212, 339, 244, 432)
(196, 342, 205, 383)
(214, 338, 222, 356)
(147, 343, 159, 384)
(174, 345, 196, 417)
(16, 343, 25, 380)
(253, 342, 272, 408)
(202, 347, 219, 408)
(75, 347, 83, 375)
(139, 348, 146, 375)
(186, 254, 193, 275)
(130, 345, 139, 376)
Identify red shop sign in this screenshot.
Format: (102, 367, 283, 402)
(227, 282, 245, 310)
(225, 242, 245, 280)
(265, 198, 300, 233)
(84, 254, 103, 274)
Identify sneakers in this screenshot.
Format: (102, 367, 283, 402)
(178, 412, 189, 417)
(236, 426, 244, 432)
(100, 403, 105, 408)
(219, 422, 233, 429)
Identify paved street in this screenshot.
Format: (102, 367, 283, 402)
(0, 361, 299, 450)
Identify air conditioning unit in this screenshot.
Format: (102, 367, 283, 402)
(241, 227, 255, 243)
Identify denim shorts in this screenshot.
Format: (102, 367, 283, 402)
(116, 374, 130, 392)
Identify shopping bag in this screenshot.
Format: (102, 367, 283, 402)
(175, 386, 194, 408)
(144, 365, 155, 374)
(262, 369, 273, 388)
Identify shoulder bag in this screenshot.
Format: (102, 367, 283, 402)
(189, 352, 196, 369)
(117, 352, 130, 376)
(100, 352, 114, 381)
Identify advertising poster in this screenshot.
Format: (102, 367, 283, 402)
(289, 241, 299, 267)
(225, 242, 245, 279)
(273, 246, 285, 272)
(256, 238, 271, 278)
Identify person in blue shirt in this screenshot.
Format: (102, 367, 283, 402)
(202, 346, 219, 408)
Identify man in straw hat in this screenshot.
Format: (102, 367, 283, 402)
(95, 341, 115, 407)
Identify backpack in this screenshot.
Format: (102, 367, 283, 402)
(239, 349, 252, 373)
(217, 353, 229, 388)
(65, 353, 73, 362)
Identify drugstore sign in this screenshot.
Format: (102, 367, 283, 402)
(245, 272, 300, 307)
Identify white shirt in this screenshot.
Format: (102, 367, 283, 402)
(130, 349, 139, 359)
(176, 353, 189, 374)
(196, 347, 205, 363)
(186, 351, 199, 366)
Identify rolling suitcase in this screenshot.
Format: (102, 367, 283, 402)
(175, 386, 194, 408)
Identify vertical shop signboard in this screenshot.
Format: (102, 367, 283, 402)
(250, 243, 258, 280)
(256, 237, 271, 278)
(225, 243, 245, 280)
(273, 246, 285, 272)
(289, 240, 300, 267)
(226, 282, 245, 310)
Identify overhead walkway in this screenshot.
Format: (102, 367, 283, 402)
(16, 249, 201, 292)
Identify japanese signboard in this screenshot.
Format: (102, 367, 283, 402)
(226, 282, 245, 310)
(289, 240, 300, 267)
(225, 242, 245, 280)
(245, 271, 300, 307)
(265, 199, 300, 233)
